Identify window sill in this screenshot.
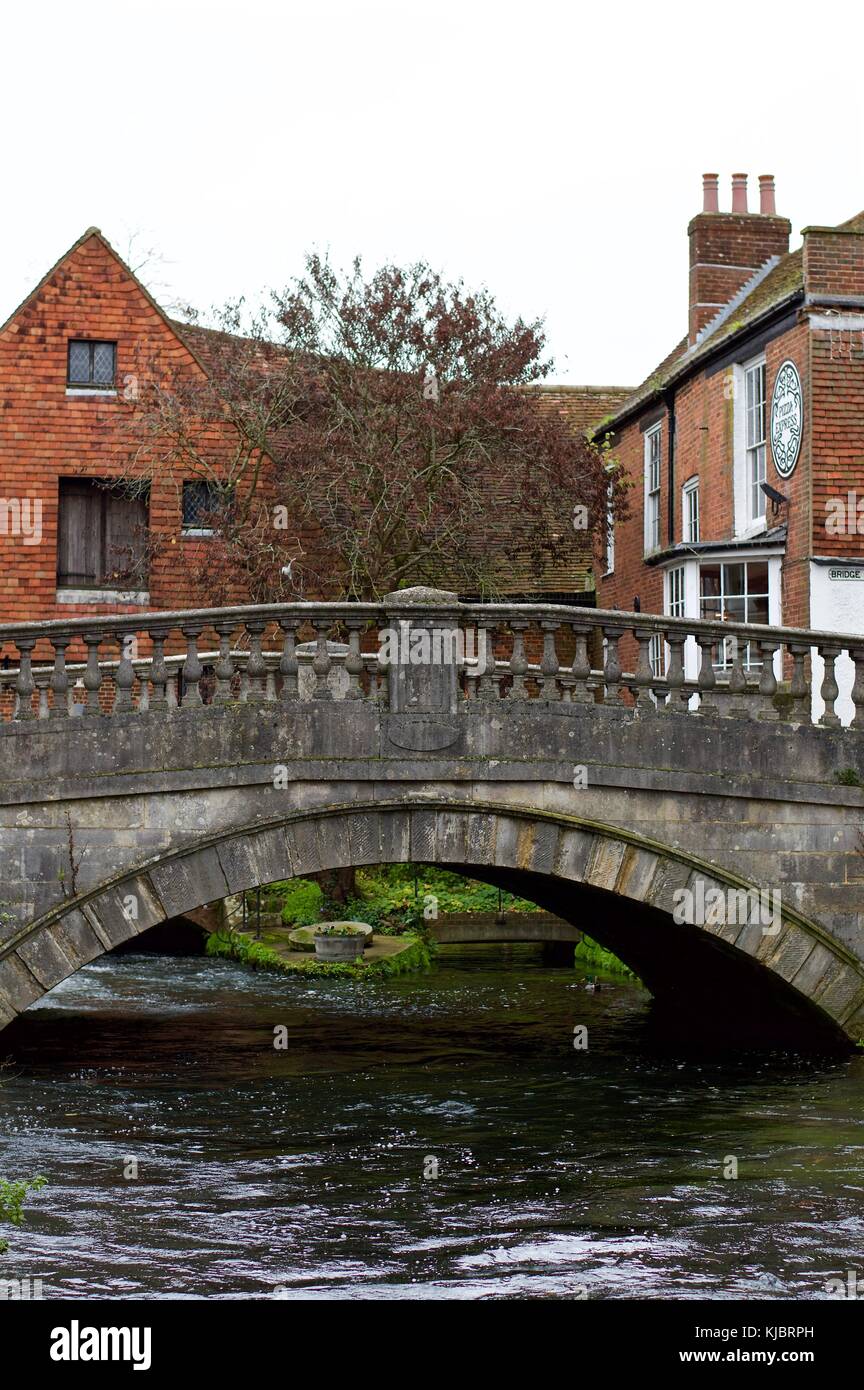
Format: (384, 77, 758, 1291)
(56, 587, 150, 605)
(181, 528, 216, 538)
(65, 388, 117, 398)
(735, 518, 768, 541)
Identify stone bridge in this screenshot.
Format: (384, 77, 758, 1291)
(1, 589, 863, 1047)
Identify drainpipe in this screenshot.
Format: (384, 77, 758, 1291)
(664, 388, 676, 546)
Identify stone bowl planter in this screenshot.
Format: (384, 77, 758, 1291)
(312, 922, 370, 962)
(291, 921, 373, 953)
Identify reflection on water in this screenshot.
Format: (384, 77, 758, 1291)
(1, 945, 862, 1300)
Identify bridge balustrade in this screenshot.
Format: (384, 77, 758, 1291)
(0, 597, 860, 727)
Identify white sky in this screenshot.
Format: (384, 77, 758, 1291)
(2, 0, 863, 386)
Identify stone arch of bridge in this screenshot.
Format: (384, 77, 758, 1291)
(1, 798, 861, 1047)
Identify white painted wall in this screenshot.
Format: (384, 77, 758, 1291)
(809, 562, 864, 725)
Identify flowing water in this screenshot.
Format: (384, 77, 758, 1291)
(1, 944, 863, 1300)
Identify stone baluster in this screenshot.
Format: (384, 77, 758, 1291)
(568, 620, 594, 704)
(50, 636, 70, 719)
(13, 639, 36, 720)
(365, 653, 383, 703)
(35, 670, 50, 719)
(649, 637, 669, 709)
(850, 646, 864, 730)
(818, 643, 841, 728)
(539, 621, 561, 700)
(113, 633, 136, 713)
(724, 634, 753, 719)
(665, 632, 687, 712)
(629, 628, 657, 711)
(83, 632, 104, 716)
(345, 621, 365, 700)
(507, 621, 529, 700)
(181, 624, 204, 707)
(278, 619, 299, 702)
(476, 625, 497, 701)
(788, 643, 810, 723)
(757, 639, 780, 721)
(695, 632, 717, 717)
(244, 621, 267, 703)
(601, 624, 627, 706)
(148, 630, 170, 712)
(312, 622, 332, 700)
(214, 622, 237, 704)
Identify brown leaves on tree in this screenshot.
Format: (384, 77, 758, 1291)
(123, 255, 625, 602)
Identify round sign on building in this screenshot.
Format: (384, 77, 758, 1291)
(770, 360, 803, 479)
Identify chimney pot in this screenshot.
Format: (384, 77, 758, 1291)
(702, 173, 719, 213)
(759, 174, 776, 215)
(731, 173, 748, 214)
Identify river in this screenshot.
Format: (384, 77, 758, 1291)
(1, 944, 862, 1300)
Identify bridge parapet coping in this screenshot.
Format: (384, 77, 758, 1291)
(0, 596, 862, 728)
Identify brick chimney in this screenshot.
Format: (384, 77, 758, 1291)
(803, 223, 864, 302)
(688, 173, 791, 345)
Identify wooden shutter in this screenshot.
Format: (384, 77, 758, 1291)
(57, 479, 102, 587)
(104, 490, 148, 585)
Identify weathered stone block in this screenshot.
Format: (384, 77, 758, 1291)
(410, 809, 437, 862)
(55, 910, 104, 967)
(285, 819, 322, 876)
(16, 930, 76, 990)
(0, 954, 43, 1012)
(615, 846, 659, 902)
(763, 927, 816, 983)
(86, 875, 165, 944)
(348, 811, 383, 867)
(379, 809, 411, 865)
(585, 837, 628, 893)
(435, 808, 469, 864)
(553, 828, 594, 882)
(148, 848, 229, 919)
(645, 857, 692, 915)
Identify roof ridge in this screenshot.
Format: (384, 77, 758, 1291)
(0, 228, 210, 380)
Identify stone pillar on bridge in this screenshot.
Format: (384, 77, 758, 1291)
(382, 587, 462, 715)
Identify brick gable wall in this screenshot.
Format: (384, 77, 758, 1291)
(0, 232, 250, 627)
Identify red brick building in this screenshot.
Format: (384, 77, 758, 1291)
(595, 174, 864, 720)
(0, 228, 255, 626)
(0, 229, 627, 626)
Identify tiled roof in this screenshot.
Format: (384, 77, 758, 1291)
(598, 209, 864, 435)
(528, 384, 634, 436)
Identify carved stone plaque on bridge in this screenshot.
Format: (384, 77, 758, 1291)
(385, 712, 462, 752)
(381, 587, 463, 752)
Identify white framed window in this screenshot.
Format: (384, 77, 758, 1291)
(699, 559, 769, 670)
(744, 359, 766, 524)
(644, 424, 662, 554)
(604, 480, 615, 574)
(667, 563, 686, 617)
(682, 477, 700, 544)
(649, 632, 664, 678)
